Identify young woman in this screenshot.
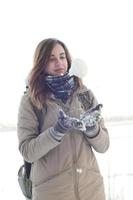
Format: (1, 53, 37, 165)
(17, 38, 109, 200)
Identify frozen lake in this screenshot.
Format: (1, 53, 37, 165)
(0, 122, 133, 200)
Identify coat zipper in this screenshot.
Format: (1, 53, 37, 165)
(56, 100, 81, 199)
(71, 133, 81, 200)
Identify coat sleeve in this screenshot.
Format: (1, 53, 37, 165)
(84, 89, 110, 153)
(17, 94, 60, 163)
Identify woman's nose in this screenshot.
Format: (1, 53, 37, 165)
(55, 58, 61, 66)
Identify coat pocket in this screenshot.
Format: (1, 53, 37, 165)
(79, 168, 105, 200)
(32, 169, 74, 200)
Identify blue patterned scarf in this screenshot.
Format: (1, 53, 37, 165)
(45, 72, 75, 103)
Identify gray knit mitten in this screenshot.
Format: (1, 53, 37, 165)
(50, 110, 82, 141)
(80, 104, 103, 138)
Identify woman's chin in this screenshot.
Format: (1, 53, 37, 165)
(54, 71, 66, 76)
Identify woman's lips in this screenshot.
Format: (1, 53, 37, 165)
(55, 69, 65, 74)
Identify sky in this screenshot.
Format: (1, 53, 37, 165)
(0, 0, 133, 125)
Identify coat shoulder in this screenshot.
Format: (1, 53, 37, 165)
(76, 85, 96, 110)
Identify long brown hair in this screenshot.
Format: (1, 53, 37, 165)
(28, 38, 81, 109)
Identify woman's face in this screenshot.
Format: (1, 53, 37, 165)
(45, 43, 68, 76)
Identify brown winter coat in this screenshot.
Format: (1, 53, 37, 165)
(17, 85, 109, 200)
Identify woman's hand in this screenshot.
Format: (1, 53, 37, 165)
(80, 104, 102, 127)
(50, 110, 82, 141)
(80, 104, 102, 138)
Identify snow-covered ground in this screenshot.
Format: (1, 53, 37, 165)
(97, 122, 133, 199)
(0, 122, 133, 200)
(0, 130, 24, 200)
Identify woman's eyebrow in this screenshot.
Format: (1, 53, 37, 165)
(60, 52, 65, 55)
(50, 52, 65, 57)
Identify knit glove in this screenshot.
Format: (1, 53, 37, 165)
(80, 104, 103, 138)
(50, 110, 83, 141)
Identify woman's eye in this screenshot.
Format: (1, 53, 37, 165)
(49, 56, 66, 62)
(60, 56, 66, 59)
